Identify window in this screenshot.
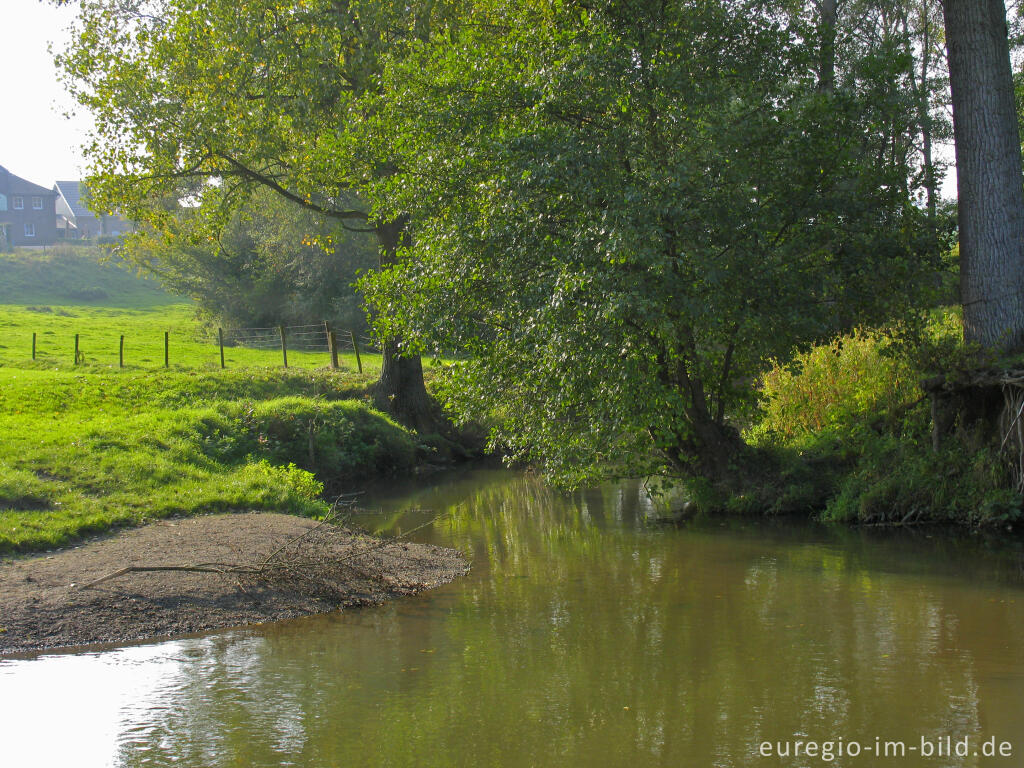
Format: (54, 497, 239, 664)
(0, 194, 6, 212)
(31, 196, 42, 210)
(12, 196, 23, 210)
(24, 223, 35, 237)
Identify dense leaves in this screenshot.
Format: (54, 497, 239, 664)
(363, 0, 938, 485)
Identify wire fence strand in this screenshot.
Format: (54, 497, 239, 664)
(16, 321, 383, 370)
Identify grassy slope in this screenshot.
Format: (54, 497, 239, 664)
(0, 246, 408, 553)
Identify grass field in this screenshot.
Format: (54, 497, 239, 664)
(0, 302, 380, 372)
(0, 245, 412, 553)
(0, 245, 381, 373)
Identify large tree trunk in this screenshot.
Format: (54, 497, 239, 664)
(374, 218, 438, 433)
(943, 0, 1024, 352)
(378, 338, 438, 433)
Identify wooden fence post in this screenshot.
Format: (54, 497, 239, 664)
(74, 333, 80, 365)
(164, 331, 169, 368)
(31, 332, 36, 361)
(329, 331, 340, 370)
(119, 335, 124, 368)
(350, 330, 362, 374)
(280, 325, 288, 368)
(325, 321, 339, 369)
(218, 327, 225, 369)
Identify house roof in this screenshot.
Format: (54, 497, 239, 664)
(54, 180, 95, 219)
(0, 166, 56, 197)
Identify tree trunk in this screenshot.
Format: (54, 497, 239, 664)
(661, 355, 751, 489)
(816, 0, 839, 94)
(373, 218, 438, 433)
(943, 0, 1024, 352)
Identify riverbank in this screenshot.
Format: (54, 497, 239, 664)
(0, 511, 469, 656)
(0, 363, 438, 553)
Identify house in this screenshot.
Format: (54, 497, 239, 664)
(54, 180, 134, 240)
(0, 166, 58, 247)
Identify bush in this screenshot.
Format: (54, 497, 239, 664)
(824, 439, 1020, 526)
(233, 460, 326, 514)
(748, 328, 917, 448)
(741, 309, 1022, 527)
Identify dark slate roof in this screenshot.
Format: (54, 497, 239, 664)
(54, 180, 94, 219)
(0, 165, 56, 197)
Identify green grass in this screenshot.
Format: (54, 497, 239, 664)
(0, 244, 178, 308)
(0, 244, 413, 553)
(0, 244, 382, 372)
(0, 303, 381, 372)
(0, 364, 422, 553)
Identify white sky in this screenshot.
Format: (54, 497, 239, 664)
(0, 0, 91, 187)
(0, 0, 957, 198)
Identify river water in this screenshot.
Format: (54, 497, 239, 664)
(3, 469, 1024, 767)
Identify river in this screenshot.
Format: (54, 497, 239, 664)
(3, 469, 1024, 766)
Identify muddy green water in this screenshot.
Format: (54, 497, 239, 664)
(4, 470, 1024, 767)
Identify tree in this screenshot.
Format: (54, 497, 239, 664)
(364, 0, 936, 486)
(55, 0, 445, 430)
(905, 0, 949, 227)
(133, 188, 378, 332)
(942, 0, 1024, 352)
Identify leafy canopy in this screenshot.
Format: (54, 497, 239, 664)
(56, 0, 458, 239)
(363, 0, 938, 485)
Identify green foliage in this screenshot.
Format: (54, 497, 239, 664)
(234, 460, 325, 505)
(364, 0, 938, 486)
(743, 309, 1021, 527)
(55, 0, 444, 275)
(749, 329, 919, 446)
(824, 437, 1019, 526)
(54, 0, 970, 510)
(127, 189, 378, 334)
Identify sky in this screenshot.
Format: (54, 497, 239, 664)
(0, 0, 91, 187)
(1, 0, 958, 198)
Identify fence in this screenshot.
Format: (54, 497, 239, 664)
(24, 321, 380, 373)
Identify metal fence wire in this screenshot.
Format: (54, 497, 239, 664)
(24, 321, 376, 371)
(220, 325, 378, 353)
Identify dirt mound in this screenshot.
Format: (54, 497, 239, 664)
(0, 512, 468, 655)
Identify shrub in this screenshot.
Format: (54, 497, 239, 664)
(742, 309, 1022, 526)
(748, 328, 917, 448)
(197, 397, 420, 482)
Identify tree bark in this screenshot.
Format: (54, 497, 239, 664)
(373, 218, 439, 433)
(815, 0, 839, 94)
(943, 0, 1024, 352)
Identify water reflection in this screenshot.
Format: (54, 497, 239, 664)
(3, 470, 1024, 767)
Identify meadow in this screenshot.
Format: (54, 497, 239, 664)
(0, 246, 413, 553)
(0, 246, 378, 372)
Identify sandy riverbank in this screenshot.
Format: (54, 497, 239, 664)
(0, 512, 468, 655)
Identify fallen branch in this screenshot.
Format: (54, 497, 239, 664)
(81, 563, 240, 589)
(80, 509, 444, 592)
